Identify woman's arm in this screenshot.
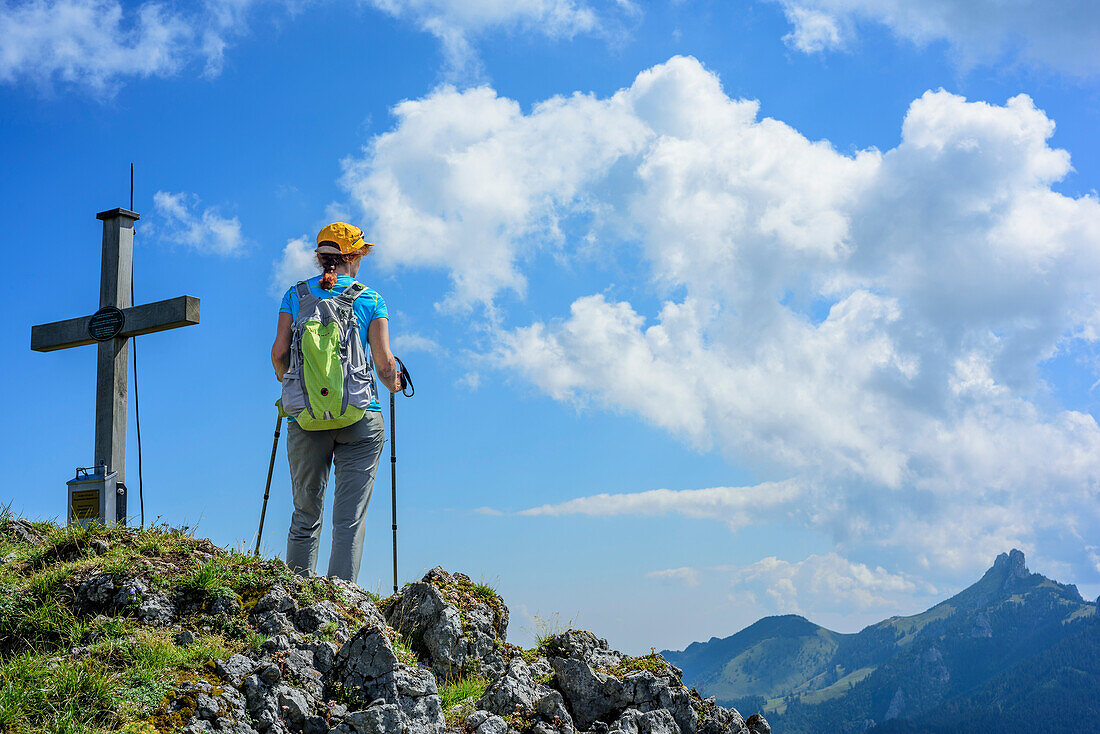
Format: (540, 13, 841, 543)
(369, 317, 402, 393)
(271, 312, 292, 381)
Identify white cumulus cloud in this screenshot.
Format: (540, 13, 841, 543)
(270, 235, 318, 296)
(729, 553, 938, 615)
(768, 0, 1100, 76)
(391, 333, 441, 354)
(343, 56, 1100, 587)
(0, 0, 275, 90)
(519, 481, 805, 530)
(647, 567, 701, 588)
(151, 190, 247, 256)
(365, 0, 630, 77)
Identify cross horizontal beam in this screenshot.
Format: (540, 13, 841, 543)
(31, 295, 201, 352)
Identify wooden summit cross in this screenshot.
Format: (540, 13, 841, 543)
(30, 208, 200, 523)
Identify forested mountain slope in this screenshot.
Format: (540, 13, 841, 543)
(664, 550, 1097, 734)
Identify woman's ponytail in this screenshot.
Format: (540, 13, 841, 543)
(315, 244, 370, 290)
(318, 253, 340, 290)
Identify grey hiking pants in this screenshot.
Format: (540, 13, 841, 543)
(285, 411, 385, 582)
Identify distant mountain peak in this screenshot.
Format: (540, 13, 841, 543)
(992, 548, 1028, 574)
(988, 548, 1032, 593)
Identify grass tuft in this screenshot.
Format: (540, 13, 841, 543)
(439, 673, 489, 707)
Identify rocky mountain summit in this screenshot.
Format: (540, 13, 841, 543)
(663, 549, 1098, 734)
(0, 516, 769, 734)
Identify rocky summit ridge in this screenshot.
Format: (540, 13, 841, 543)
(0, 516, 769, 734)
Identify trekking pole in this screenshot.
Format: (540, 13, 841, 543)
(391, 357, 414, 593)
(254, 415, 283, 556)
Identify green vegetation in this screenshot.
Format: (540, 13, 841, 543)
(439, 673, 490, 708)
(0, 513, 365, 733)
(438, 673, 490, 728)
(391, 633, 419, 666)
(603, 653, 675, 680)
(426, 571, 507, 631)
(531, 612, 572, 657)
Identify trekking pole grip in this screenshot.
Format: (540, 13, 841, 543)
(394, 356, 414, 398)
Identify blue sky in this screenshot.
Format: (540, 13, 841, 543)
(4, 0, 1100, 653)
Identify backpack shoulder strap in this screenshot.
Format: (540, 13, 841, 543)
(295, 281, 319, 312)
(335, 281, 366, 307)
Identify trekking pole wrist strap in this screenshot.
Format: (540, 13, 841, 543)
(395, 356, 414, 397)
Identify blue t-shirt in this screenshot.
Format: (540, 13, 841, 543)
(280, 274, 388, 412)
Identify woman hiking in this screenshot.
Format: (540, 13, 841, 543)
(270, 222, 401, 582)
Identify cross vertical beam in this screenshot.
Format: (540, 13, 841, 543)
(94, 208, 137, 487)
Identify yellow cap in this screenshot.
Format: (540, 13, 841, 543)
(316, 222, 371, 255)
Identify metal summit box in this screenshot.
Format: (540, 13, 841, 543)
(66, 463, 123, 527)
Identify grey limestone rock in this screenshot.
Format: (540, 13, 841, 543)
(971, 613, 993, 639)
(78, 574, 119, 608)
(259, 663, 282, 686)
(384, 580, 468, 679)
(275, 684, 312, 727)
(263, 635, 294, 654)
(465, 710, 492, 729)
(306, 640, 340, 675)
(474, 714, 508, 734)
(996, 549, 1032, 592)
(744, 714, 770, 734)
(170, 678, 257, 734)
(256, 584, 299, 616)
(257, 610, 296, 635)
(211, 594, 243, 616)
(330, 577, 388, 629)
(331, 626, 446, 733)
(549, 656, 625, 730)
(284, 647, 325, 699)
(611, 708, 681, 734)
(195, 692, 222, 719)
(338, 702, 402, 734)
(3, 518, 45, 546)
(547, 634, 696, 734)
(696, 701, 745, 734)
(621, 671, 696, 734)
(216, 653, 259, 687)
(477, 657, 572, 731)
(138, 592, 176, 625)
(392, 665, 445, 731)
(297, 600, 348, 638)
(383, 567, 508, 681)
(238, 671, 298, 734)
(56, 559, 771, 734)
(546, 631, 623, 671)
(333, 628, 400, 691)
(528, 656, 554, 681)
(174, 629, 197, 647)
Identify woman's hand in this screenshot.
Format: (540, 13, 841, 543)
(369, 317, 402, 393)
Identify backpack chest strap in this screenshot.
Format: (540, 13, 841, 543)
(335, 281, 366, 308)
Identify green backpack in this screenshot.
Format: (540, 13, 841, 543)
(278, 281, 377, 430)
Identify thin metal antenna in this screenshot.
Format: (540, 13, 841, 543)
(130, 162, 145, 528)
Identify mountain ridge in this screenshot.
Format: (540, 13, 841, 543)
(662, 550, 1097, 734)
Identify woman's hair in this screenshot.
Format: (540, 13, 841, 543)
(316, 247, 370, 289)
